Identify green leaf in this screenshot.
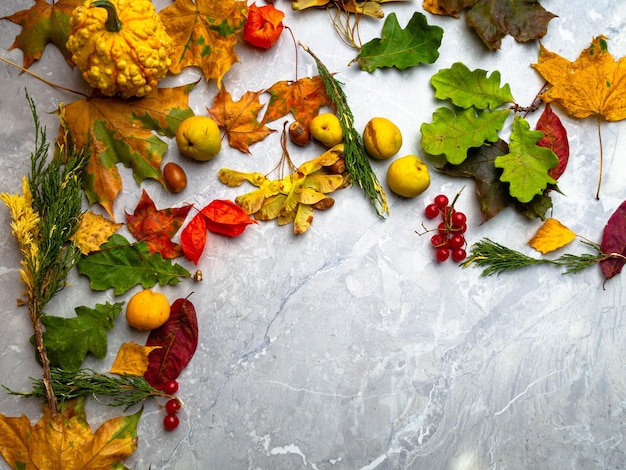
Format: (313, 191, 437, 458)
(33, 302, 123, 371)
(420, 107, 509, 164)
(494, 116, 559, 203)
(430, 62, 514, 110)
(76, 234, 191, 295)
(355, 12, 443, 72)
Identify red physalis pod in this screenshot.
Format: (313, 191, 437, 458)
(243, 3, 284, 49)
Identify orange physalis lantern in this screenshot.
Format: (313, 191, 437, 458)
(243, 3, 285, 49)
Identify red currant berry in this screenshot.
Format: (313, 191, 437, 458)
(166, 398, 181, 414)
(449, 234, 465, 249)
(163, 379, 179, 395)
(163, 413, 179, 431)
(434, 194, 449, 209)
(438, 221, 449, 235)
(431, 234, 448, 248)
(457, 223, 467, 234)
(452, 248, 467, 262)
(451, 211, 467, 227)
(436, 247, 450, 262)
(424, 203, 440, 219)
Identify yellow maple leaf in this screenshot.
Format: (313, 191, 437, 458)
(528, 218, 577, 254)
(71, 211, 122, 255)
(110, 342, 161, 376)
(159, 0, 248, 88)
(0, 397, 141, 469)
(532, 36, 626, 121)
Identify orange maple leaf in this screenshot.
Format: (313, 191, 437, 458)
(262, 76, 334, 128)
(59, 85, 194, 219)
(0, 397, 141, 469)
(533, 36, 626, 121)
(2, 0, 82, 68)
(208, 87, 275, 153)
(159, 0, 248, 88)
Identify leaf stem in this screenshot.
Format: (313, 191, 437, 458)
(596, 115, 603, 200)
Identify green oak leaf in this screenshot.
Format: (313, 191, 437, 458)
(32, 302, 123, 371)
(494, 116, 558, 203)
(465, 0, 556, 50)
(354, 12, 443, 72)
(76, 234, 191, 295)
(420, 107, 509, 164)
(430, 62, 514, 110)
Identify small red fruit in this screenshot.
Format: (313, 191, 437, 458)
(163, 414, 179, 431)
(436, 247, 450, 262)
(452, 248, 467, 262)
(163, 379, 179, 395)
(424, 203, 440, 219)
(166, 398, 181, 414)
(434, 194, 449, 209)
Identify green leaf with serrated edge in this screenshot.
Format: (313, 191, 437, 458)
(420, 107, 509, 164)
(31, 302, 123, 371)
(355, 12, 443, 72)
(495, 116, 558, 203)
(430, 62, 514, 110)
(77, 234, 191, 295)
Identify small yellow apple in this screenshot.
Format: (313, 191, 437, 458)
(309, 113, 343, 147)
(386, 155, 430, 198)
(363, 117, 402, 160)
(175, 116, 221, 161)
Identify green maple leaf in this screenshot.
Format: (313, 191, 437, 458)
(494, 116, 558, 203)
(430, 62, 514, 110)
(32, 302, 123, 371)
(420, 107, 509, 164)
(76, 234, 191, 295)
(465, 0, 556, 50)
(354, 12, 443, 72)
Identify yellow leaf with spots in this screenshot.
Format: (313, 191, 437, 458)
(532, 36, 626, 121)
(110, 342, 161, 376)
(528, 218, 577, 254)
(70, 211, 122, 255)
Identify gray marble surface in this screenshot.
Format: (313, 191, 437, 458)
(1, 1, 626, 469)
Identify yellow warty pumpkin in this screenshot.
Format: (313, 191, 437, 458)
(66, 0, 173, 98)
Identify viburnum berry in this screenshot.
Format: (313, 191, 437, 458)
(163, 379, 179, 395)
(166, 398, 181, 414)
(436, 247, 450, 262)
(424, 203, 440, 219)
(434, 194, 449, 209)
(449, 234, 465, 249)
(451, 211, 467, 227)
(452, 248, 467, 262)
(163, 413, 179, 431)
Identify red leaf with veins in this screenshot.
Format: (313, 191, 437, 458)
(536, 103, 569, 180)
(125, 190, 191, 258)
(600, 201, 626, 280)
(180, 213, 207, 265)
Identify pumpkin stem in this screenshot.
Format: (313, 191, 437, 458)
(92, 0, 122, 32)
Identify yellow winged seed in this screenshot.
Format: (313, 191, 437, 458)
(293, 203, 314, 234)
(218, 168, 268, 187)
(296, 187, 327, 205)
(302, 173, 345, 193)
(255, 194, 287, 221)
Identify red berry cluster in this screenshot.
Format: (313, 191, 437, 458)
(424, 194, 467, 263)
(162, 379, 181, 431)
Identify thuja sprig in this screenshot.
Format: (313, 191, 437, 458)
(299, 42, 389, 217)
(0, 91, 90, 417)
(461, 238, 620, 276)
(4, 369, 171, 411)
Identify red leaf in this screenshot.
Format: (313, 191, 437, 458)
(144, 298, 198, 390)
(200, 199, 257, 237)
(536, 103, 569, 180)
(600, 200, 626, 280)
(125, 190, 192, 258)
(180, 213, 207, 265)
(243, 2, 284, 49)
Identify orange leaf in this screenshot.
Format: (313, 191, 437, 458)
(159, 0, 248, 88)
(528, 217, 577, 254)
(2, 0, 82, 68)
(0, 398, 141, 469)
(110, 342, 161, 376)
(262, 76, 334, 128)
(208, 87, 275, 153)
(59, 85, 194, 219)
(201, 199, 257, 237)
(532, 36, 626, 121)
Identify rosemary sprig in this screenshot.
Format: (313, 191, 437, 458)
(4, 369, 170, 411)
(461, 238, 614, 276)
(299, 42, 389, 217)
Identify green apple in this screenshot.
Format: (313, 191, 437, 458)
(175, 116, 221, 161)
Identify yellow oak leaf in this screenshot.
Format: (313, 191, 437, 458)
(0, 397, 141, 469)
(110, 342, 161, 376)
(532, 36, 626, 121)
(159, 0, 248, 88)
(71, 211, 122, 255)
(528, 217, 577, 254)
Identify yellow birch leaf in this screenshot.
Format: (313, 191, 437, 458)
(0, 397, 141, 469)
(528, 217, 577, 254)
(110, 342, 161, 377)
(70, 211, 122, 255)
